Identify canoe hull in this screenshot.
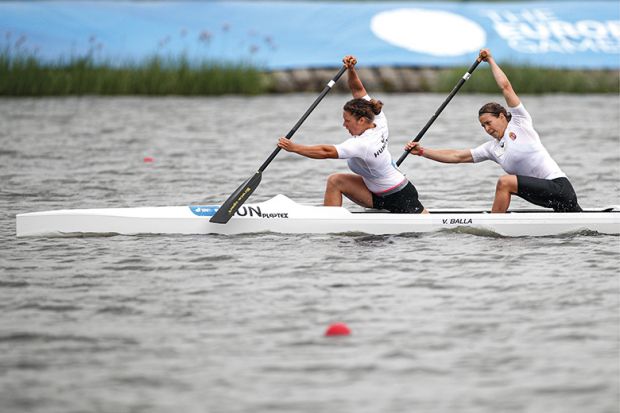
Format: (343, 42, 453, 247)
(16, 195, 620, 237)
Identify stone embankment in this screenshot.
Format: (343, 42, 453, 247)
(268, 67, 452, 93)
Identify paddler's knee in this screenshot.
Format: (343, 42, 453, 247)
(326, 173, 346, 188)
(495, 175, 518, 193)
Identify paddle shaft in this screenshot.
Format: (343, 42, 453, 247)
(396, 58, 481, 167)
(258, 65, 347, 172)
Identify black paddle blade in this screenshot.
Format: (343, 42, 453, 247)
(209, 172, 262, 224)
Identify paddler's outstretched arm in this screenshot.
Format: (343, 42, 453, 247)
(480, 49, 520, 108)
(277, 137, 338, 159)
(404, 141, 473, 163)
(343, 55, 367, 99)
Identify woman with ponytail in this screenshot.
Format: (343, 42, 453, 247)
(277, 55, 426, 213)
(405, 49, 582, 213)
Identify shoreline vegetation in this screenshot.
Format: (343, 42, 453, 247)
(1, 53, 618, 96)
(0, 54, 269, 96)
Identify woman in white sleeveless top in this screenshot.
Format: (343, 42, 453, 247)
(405, 49, 581, 213)
(278, 55, 426, 213)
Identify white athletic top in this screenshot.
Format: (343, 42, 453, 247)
(334, 96, 407, 194)
(470, 103, 566, 180)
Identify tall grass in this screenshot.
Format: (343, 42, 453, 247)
(2, 51, 618, 96)
(0, 52, 271, 96)
(436, 64, 620, 94)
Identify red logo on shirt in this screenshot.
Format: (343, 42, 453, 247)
(509, 132, 517, 141)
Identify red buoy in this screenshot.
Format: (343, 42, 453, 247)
(325, 322, 351, 336)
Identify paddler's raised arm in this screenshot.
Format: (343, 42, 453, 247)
(480, 49, 520, 108)
(343, 55, 367, 99)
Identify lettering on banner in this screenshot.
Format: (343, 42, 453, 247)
(484, 9, 620, 54)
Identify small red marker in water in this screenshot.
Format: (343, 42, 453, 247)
(325, 322, 351, 337)
(143, 156, 154, 163)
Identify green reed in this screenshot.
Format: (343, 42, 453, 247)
(2, 51, 618, 96)
(436, 64, 620, 94)
(0, 53, 271, 96)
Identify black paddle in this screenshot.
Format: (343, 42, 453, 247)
(396, 58, 481, 166)
(210, 65, 347, 224)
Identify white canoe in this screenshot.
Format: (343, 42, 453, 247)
(15, 194, 620, 237)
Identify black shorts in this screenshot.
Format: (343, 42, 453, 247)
(516, 176, 582, 212)
(372, 182, 425, 214)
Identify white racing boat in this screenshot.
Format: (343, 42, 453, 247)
(15, 194, 620, 237)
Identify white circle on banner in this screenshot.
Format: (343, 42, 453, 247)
(370, 9, 486, 57)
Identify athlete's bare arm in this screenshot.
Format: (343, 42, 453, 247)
(277, 137, 338, 159)
(405, 141, 473, 163)
(343, 55, 367, 99)
(479, 49, 520, 108)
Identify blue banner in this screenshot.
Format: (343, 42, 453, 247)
(1, 1, 619, 69)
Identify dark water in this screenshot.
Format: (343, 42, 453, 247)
(1, 95, 619, 413)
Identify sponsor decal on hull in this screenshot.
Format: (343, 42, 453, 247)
(190, 205, 288, 219)
(190, 206, 220, 216)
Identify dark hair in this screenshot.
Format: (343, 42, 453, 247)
(343, 98, 383, 121)
(478, 102, 512, 122)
